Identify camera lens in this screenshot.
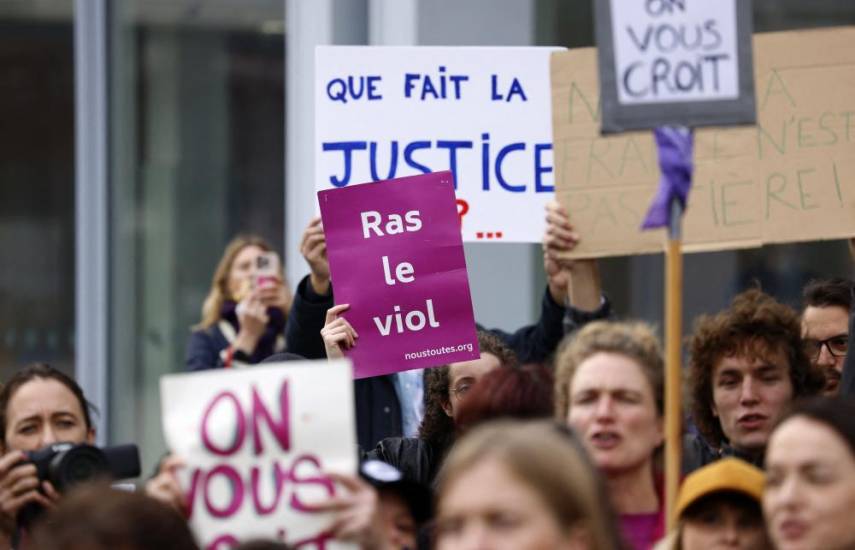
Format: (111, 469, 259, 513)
(49, 445, 110, 492)
(67, 455, 99, 480)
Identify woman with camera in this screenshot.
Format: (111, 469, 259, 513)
(186, 235, 292, 371)
(0, 363, 97, 547)
(0, 363, 184, 548)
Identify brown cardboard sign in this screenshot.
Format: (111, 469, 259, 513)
(551, 27, 855, 258)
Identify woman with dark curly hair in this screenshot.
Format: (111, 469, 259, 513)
(363, 330, 519, 486)
(684, 289, 824, 472)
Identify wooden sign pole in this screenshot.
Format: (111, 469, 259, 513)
(665, 196, 684, 531)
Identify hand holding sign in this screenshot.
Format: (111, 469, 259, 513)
(543, 200, 578, 302)
(322, 304, 358, 359)
(309, 473, 386, 548)
(543, 200, 580, 257)
(301, 217, 331, 296)
(318, 171, 480, 378)
(145, 454, 188, 516)
(542, 201, 602, 311)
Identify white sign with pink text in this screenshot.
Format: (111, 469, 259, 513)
(160, 360, 357, 550)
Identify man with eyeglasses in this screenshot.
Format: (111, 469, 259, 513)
(801, 278, 853, 395)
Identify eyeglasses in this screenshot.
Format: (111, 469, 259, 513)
(804, 334, 849, 359)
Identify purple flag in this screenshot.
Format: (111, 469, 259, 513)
(641, 127, 694, 230)
(318, 171, 480, 379)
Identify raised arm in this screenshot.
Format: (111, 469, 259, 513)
(543, 200, 602, 311)
(543, 200, 611, 336)
(483, 201, 611, 363)
(286, 217, 334, 359)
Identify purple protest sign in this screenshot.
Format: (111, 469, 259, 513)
(318, 171, 480, 378)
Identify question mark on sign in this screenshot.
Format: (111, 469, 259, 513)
(456, 199, 470, 228)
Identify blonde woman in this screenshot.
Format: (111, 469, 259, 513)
(434, 420, 625, 550)
(186, 235, 292, 370)
(555, 321, 665, 550)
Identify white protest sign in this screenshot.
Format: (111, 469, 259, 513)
(315, 46, 564, 243)
(610, 0, 739, 104)
(160, 360, 357, 550)
(594, 0, 755, 132)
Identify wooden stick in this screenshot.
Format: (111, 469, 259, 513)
(665, 198, 684, 531)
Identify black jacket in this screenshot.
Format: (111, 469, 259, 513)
(185, 321, 286, 371)
(286, 275, 570, 365)
(682, 432, 763, 474)
(186, 325, 232, 371)
(363, 437, 440, 487)
(479, 288, 568, 364)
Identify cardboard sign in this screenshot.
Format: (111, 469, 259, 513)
(318, 171, 480, 378)
(551, 27, 855, 258)
(160, 361, 357, 550)
(594, 0, 755, 132)
(315, 46, 563, 242)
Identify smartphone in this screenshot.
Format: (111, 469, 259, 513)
(254, 251, 280, 289)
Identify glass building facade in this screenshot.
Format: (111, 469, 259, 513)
(1, 0, 853, 472)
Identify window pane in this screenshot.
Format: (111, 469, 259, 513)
(108, 0, 285, 471)
(0, 7, 75, 379)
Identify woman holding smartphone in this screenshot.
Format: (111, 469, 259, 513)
(186, 235, 292, 370)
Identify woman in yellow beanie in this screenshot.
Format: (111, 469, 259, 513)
(654, 458, 770, 550)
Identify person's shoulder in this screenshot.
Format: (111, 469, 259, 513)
(367, 437, 436, 486)
(368, 437, 435, 465)
(186, 324, 227, 350)
(682, 432, 718, 474)
(189, 323, 224, 338)
(260, 352, 308, 363)
(374, 436, 428, 454)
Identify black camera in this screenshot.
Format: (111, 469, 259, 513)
(26, 442, 140, 492)
(18, 442, 141, 527)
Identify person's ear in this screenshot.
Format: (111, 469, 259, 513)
(655, 416, 665, 448)
(441, 399, 453, 418)
(86, 427, 96, 445)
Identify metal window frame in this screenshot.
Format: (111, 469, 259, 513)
(74, 0, 109, 445)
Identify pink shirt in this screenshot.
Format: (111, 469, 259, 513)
(620, 511, 665, 550)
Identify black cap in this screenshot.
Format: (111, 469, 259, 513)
(359, 460, 433, 524)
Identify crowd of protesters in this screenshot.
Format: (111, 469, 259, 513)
(0, 200, 853, 550)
